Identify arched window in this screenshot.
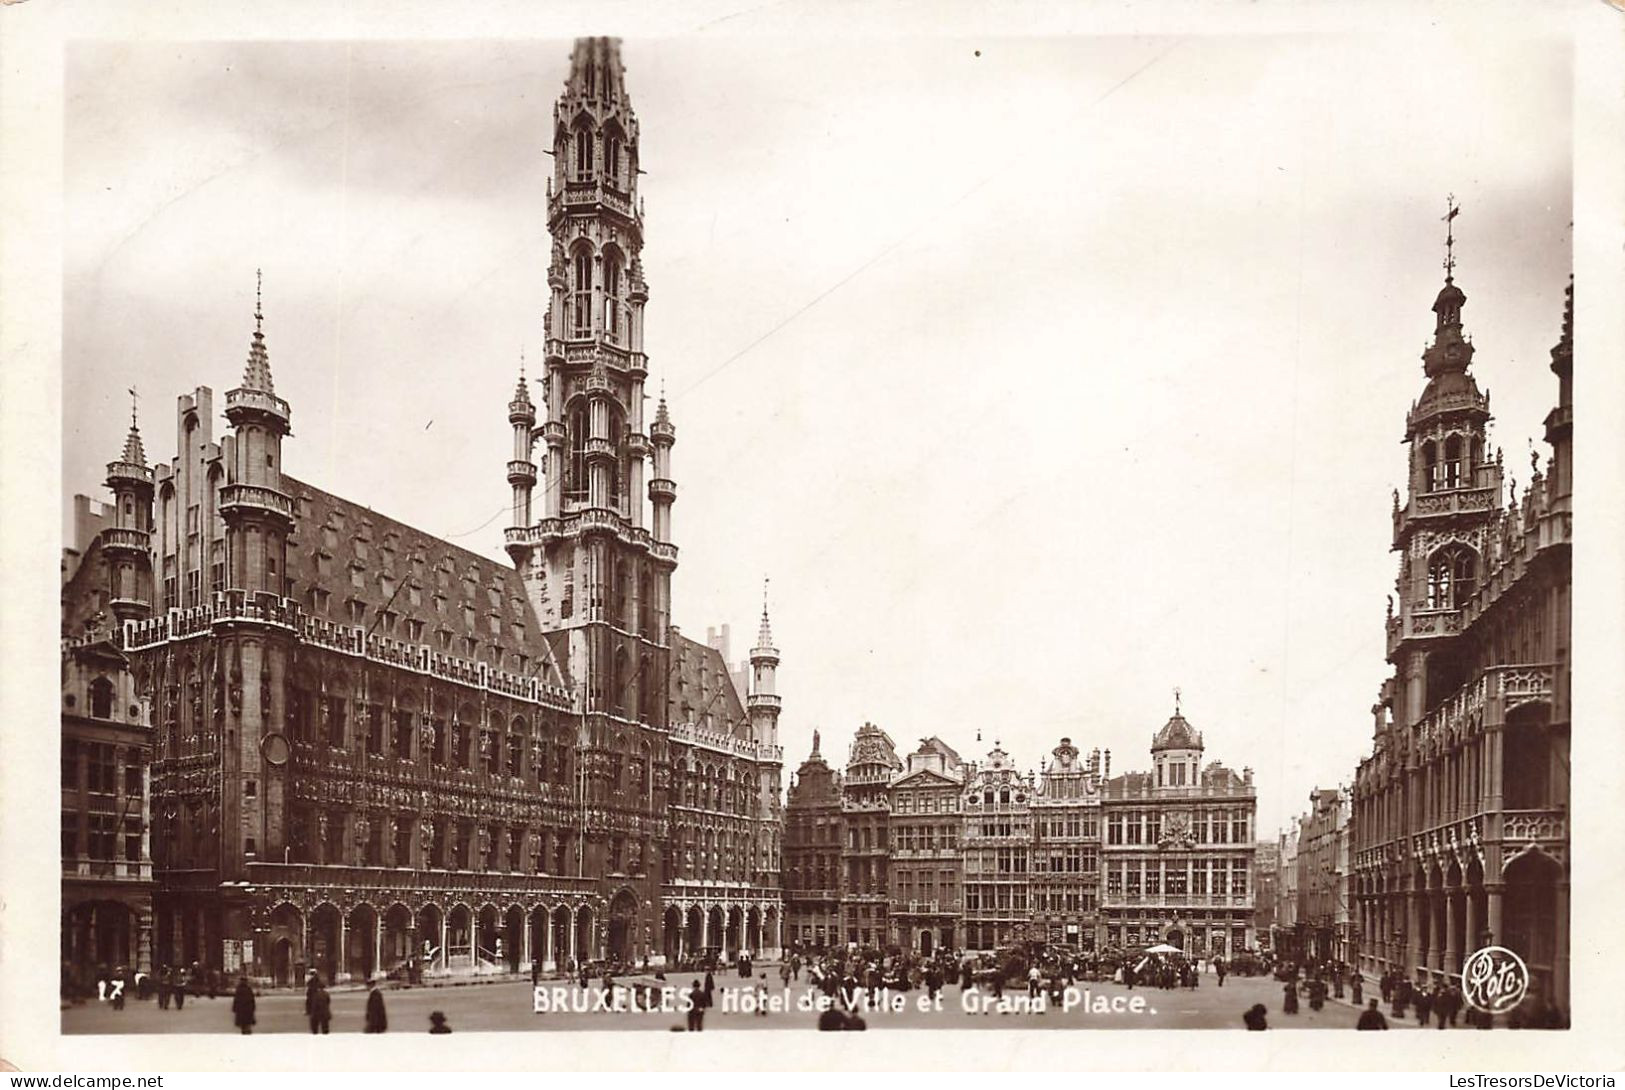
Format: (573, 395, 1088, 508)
(1422, 441, 1440, 492)
(1426, 545, 1477, 610)
(1443, 435, 1464, 490)
(572, 250, 593, 336)
(573, 128, 593, 182)
(89, 676, 114, 720)
(567, 403, 589, 504)
(603, 251, 623, 343)
(604, 133, 621, 187)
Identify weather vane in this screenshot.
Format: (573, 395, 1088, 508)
(127, 386, 139, 429)
(1174, 685, 1182, 714)
(255, 267, 264, 332)
(1442, 194, 1460, 282)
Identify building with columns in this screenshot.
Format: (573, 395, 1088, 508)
(1100, 704, 1258, 958)
(75, 38, 784, 985)
(1351, 237, 1572, 1017)
(886, 737, 966, 955)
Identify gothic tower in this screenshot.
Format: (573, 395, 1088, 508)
(104, 398, 155, 625)
(217, 276, 296, 884)
(749, 588, 784, 881)
(1386, 204, 1504, 728)
(503, 37, 674, 887)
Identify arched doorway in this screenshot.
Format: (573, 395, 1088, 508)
(725, 906, 743, 959)
(552, 906, 573, 970)
(1504, 849, 1563, 1009)
(607, 889, 638, 966)
(919, 929, 934, 956)
(308, 904, 342, 984)
(528, 906, 551, 970)
(504, 906, 525, 971)
(706, 906, 725, 962)
(416, 903, 445, 973)
(663, 906, 683, 964)
(347, 904, 378, 981)
(382, 904, 412, 977)
(575, 905, 595, 965)
(447, 904, 473, 972)
(746, 907, 761, 955)
(268, 903, 303, 986)
(686, 906, 703, 960)
(476, 904, 500, 970)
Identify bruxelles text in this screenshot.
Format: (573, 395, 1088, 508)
(532, 984, 1153, 1017)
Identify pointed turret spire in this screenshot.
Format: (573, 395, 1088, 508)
(512, 348, 534, 410)
(242, 268, 276, 394)
(120, 387, 147, 466)
(565, 37, 628, 106)
(757, 576, 773, 648)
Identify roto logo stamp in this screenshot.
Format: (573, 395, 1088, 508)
(1461, 945, 1529, 1014)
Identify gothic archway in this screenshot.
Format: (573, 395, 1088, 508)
(608, 888, 639, 966)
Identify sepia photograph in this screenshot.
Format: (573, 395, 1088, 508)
(5, 0, 1623, 1076)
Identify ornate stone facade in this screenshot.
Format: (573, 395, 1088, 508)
(1352, 253, 1572, 1017)
(1099, 708, 1258, 958)
(75, 38, 784, 984)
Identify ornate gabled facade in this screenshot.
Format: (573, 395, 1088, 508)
(960, 742, 1033, 950)
(79, 38, 784, 986)
(886, 737, 965, 955)
(840, 722, 900, 947)
(1030, 738, 1103, 951)
(1352, 228, 1572, 1018)
(1100, 704, 1258, 957)
(783, 731, 843, 949)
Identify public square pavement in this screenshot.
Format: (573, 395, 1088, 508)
(63, 970, 1434, 1033)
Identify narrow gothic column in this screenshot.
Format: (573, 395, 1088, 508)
(1444, 887, 1460, 976)
(439, 913, 449, 973)
(1465, 884, 1481, 953)
(1485, 882, 1504, 944)
(372, 917, 381, 981)
(337, 912, 349, 982)
(522, 911, 532, 970)
(1405, 888, 1421, 977)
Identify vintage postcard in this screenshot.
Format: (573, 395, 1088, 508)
(3, 0, 1622, 1075)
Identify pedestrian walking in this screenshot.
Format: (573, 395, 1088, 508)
(309, 980, 332, 1034)
(1414, 984, 1432, 1026)
(427, 1011, 452, 1034)
(1357, 998, 1389, 1030)
(173, 970, 186, 1011)
(1027, 965, 1041, 999)
(111, 966, 127, 1010)
(756, 974, 770, 1017)
(364, 980, 388, 1033)
(703, 969, 716, 1013)
(686, 981, 706, 1031)
(1243, 1004, 1268, 1030)
(1351, 973, 1363, 1006)
(1215, 958, 1226, 988)
(1282, 980, 1299, 1015)
(157, 966, 171, 1010)
(232, 976, 256, 1035)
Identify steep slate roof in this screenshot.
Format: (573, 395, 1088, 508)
(282, 474, 567, 689)
(668, 632, 748, 739)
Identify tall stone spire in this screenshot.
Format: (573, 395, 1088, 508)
(564, 37, 629, 107)
(119, 388, 147, 467)
(242, 268, 276, 394)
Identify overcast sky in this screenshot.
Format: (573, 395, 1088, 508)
(62, 32, 1572, 835)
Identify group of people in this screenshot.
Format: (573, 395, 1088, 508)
(1378, 971, 1472, 1029)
